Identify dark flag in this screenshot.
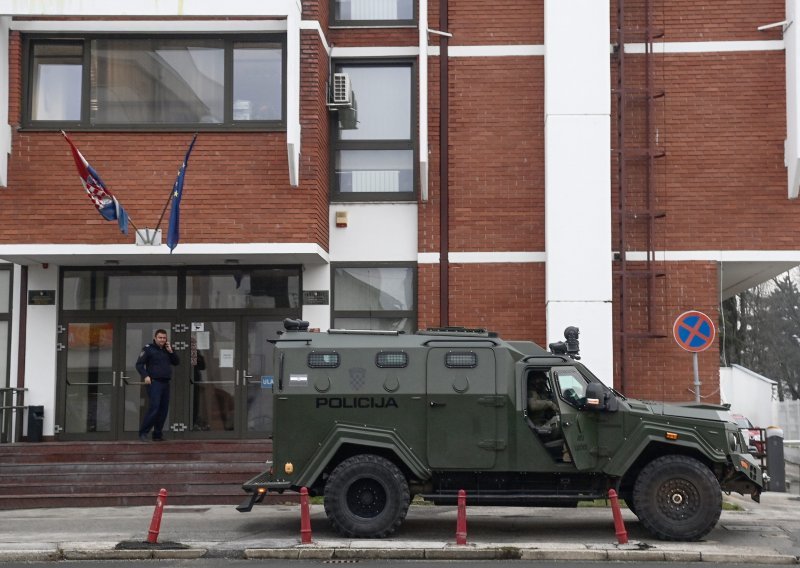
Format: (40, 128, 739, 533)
(62, 132, 129, 235)
(167, 134, 198, 252)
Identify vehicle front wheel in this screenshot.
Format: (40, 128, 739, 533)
(324, 454, 410, 538)
(632, 455, 721, 541)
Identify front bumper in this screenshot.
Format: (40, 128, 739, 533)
(722, 451, 764, 502)
(237, 464, 292, 512)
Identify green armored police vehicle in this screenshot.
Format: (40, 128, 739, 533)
(239, 320, 763, 541)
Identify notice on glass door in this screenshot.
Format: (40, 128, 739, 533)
(219, 349, 234, 368)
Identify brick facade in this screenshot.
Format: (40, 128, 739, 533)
(0, 1, 792, 403)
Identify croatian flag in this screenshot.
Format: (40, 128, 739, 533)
(62, 132, 129, 235)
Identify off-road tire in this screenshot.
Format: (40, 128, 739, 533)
(620, 490, 637, 517)
(324, 454, 410, 538)
(632, 455, 721, 541)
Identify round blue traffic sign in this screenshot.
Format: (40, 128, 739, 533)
(673, 310, 715, 352)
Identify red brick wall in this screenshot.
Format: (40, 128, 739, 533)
(419, 56, 544, 253)
(0, 28, 330, 249)
(418, 262, 546, 343)
(613, 261, 721, 403)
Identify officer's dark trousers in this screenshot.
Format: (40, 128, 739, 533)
(139, 379, 171, 439)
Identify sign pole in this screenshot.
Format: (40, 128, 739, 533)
(673, 310, 715, 403)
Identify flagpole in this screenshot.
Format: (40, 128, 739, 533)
(153, 188, 174, 233)
(154, 133, 197, 233)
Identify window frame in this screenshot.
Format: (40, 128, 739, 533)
(330, 60, 418, 202)
(330, 261, 417, 332)
(330, 0, 417, 27)
(0, 266, 11, 390)
(21, 33, 287, 132)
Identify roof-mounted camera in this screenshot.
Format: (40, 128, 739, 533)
(549, 326, 581, 360)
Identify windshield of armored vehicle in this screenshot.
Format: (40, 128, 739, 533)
(553, 369, 588, 407)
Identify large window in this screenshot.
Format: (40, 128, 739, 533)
(332, 62, 416, 201)
(0, 267, 10, 389)
(332, 263, 416, 333)
(25, 36, 285, 129)
(332, 0, 415, 25)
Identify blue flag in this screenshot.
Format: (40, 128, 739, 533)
(166, 135, 197, 252)
(63, 132, 129, 235)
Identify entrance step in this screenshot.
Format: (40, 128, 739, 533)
(0, 439, 294, 510)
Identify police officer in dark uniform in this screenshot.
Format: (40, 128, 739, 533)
(137, 329, 180, 442)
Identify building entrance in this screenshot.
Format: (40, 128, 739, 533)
(54, 266, 300, 441)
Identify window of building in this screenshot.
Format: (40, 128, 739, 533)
(332, 263, 416, 333)
(0, 267, 10, 390)
(332, 0, 415, 25)
(331, 62, 416, 201)
(24, 35, 285, 129)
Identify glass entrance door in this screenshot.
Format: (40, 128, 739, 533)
(240, 320, 283, 437)
(56, 319, 176, 440)
(58, 321, 116, 439)
(182, 318, 282, 438)
(57, 317, 285, 440)
(187, 320, 238, 437)
(120, 320, 173, 438)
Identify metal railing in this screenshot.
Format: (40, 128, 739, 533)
(0, 387, 27, 443)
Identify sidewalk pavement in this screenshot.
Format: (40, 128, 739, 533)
(0, 491, 798, 563)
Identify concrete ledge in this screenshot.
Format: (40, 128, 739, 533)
(521, 548, 608, 561)
(151, 548, 207, 559)
(0, 549, 60, 562)
(607, 549, 667, 561)
(423, 547, 516, 560)
(245, 548, 301, 559)
(701, 552, 799, 565)
(62, 548, 152, 560)
(335, 548, 425, 559)
(662, 550, 702, 562)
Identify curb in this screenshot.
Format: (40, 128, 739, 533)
(1, 543, 798, 563)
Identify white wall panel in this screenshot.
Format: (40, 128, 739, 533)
(23, 265, 58, 436)
(329, 204, 418, 262)
(546, 301, 614, 386)
(545, 0, 612, 380)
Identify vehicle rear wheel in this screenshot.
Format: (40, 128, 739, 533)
(324, 454, 410, 538)
(632, 455, 721, 541)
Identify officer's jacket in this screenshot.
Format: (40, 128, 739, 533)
(136, 343, 180, 380)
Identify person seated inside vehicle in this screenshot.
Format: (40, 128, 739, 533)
(527, 371, 559, 436)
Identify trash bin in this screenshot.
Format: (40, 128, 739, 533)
(27, 405, 44, 443)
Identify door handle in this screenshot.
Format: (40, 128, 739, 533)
(430, 401, 446, 408)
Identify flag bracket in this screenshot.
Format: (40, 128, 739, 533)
(135, 228, 162, 246)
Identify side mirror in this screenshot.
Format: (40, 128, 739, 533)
(583, 383, 618, 412)
(583, 383, 606, 410)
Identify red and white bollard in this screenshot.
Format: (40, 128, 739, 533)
(608, 489, 628, 544)
(300, 487, 312, 544)
(146, 488, 168, 544)
(456, 489, 468, 545)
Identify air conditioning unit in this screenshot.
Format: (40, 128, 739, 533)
(329, 73, 353, 107)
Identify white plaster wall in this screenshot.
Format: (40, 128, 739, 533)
(544, 0, 612, 382)
(329, 203, 418, 262)
(720, 365, 778, 428)
(547, 301, 614, 386)
(544, 1, 610, 116)
(23, 264, 59, 436)
(302, 264, 331, 331)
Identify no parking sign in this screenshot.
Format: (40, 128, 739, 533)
(673, 310, 715, 401)
(673, 310, 715, 352)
